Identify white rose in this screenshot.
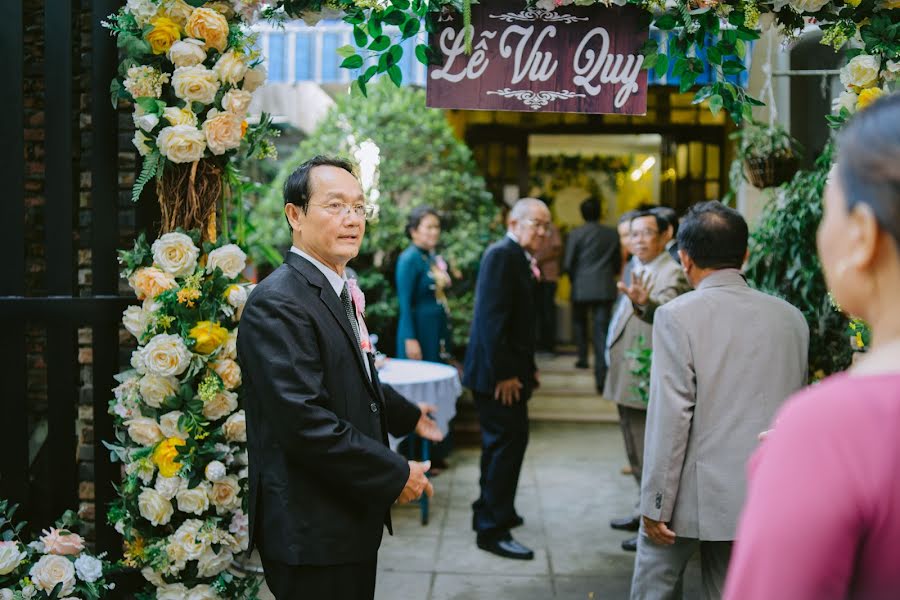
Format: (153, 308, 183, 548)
(133, 109, 159, 132)
(163, 106, 198, 127)
(202, 109, 243, 156)
(202, 389, 238, 421)
(143, 333, 192, 377)
(208, 475, 241, 513)
(242, 65, 267, 92)
(535, 0, 555, 10)
(176, 483, 211, 515)
(221, 330, 237, 360)
(225, 284, 248, 321)
(223, 410, 246, 443)
(207, 244, 247, 279)
(832, 90, 858, 113)
(196, 546, 232, 578)
(170, 519, 207, 560)
(157, 125, 207, 164)
(172, 65, 220, 105)
(130, 346, 148, 374)
(138, 488, 174, 526)
(213, 50, 248, 86)
(152, 232, 200, 277)
(122, 305, 151, 340)
(222, 89, 252, 117)
(140, 566, 165, 586)
(154, 474, 186, 500)
(132, 130, 152, 157)
(29, 555, 76, 596)
(126, 458, 156, 484)
(159, 411, 188, 440)
(168, 38, 207, 68)
(0, 589, 13, 600)
(187, 584, 221, 600)
(125, 417, 164, 446)
(841, 55, 881, 89)
(126, 0, 161, 26)
(0, 541, 26, 575)
(787, 0, 829, 10)
(21, 585, 36, 600)
(229, 510, 250, 551)
(156, 583, 188, 600)
(205, 460, 227, 482)
(139, 374, 179, 409)
(234, 450, 248, 466)
(74, 554, 103, 583)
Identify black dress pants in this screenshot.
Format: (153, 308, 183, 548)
(572, 300, 614, 391)
(471, 390, 531, 537)
(260, 553, 378, 600)
(536, 281, 558, 352)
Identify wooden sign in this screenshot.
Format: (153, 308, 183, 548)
(426, 2, 649, 115)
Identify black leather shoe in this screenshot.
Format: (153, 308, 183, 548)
(621, 536, 638, 552)
(506, 515, 524, 529)
(575, 360, 589, 369)
(477, 534, 535, 560)
(610, 516, 641, 531)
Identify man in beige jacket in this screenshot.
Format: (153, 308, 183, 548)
(604, 209, 689, 551)
(631, 202, 809, 599)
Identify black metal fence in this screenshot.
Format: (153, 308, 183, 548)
(0, 0, 157, 561)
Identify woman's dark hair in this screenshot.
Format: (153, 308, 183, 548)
(676, 201, 748, 269)
(283, 155, 356, 213)
(836, 93, 900, 249)
(406, 205, 440, 239)
(580, 197, 601, 221)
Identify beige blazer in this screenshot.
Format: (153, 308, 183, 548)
(603, 252, 688, 409)
(640, 270, 809, 540)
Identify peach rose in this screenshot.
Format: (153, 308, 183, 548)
(129, 266, 177, 301)
(185, 7, 229, 52)
(202, 110, 243, 155)
(40, 528, 85, 556)
(210, 358, 241, 390)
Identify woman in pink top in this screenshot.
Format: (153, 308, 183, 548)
(724, 94, 900, 599)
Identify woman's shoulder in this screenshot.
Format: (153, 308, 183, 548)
(397, 245, 424, 266)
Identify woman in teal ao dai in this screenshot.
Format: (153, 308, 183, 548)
(395, 206, 452, 362)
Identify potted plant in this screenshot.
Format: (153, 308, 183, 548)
(731, 120, 803, 189)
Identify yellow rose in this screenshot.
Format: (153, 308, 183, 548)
(185, 7, 229, 53)
(202, 110, 243, 155)
(153, 436, 186, 478)
(856, 87, 886, 111)
(146, 17, 181, 55)
(189, 320, 229, 354)
(844, 0, 861, 6)
(130, 266, 178, 301)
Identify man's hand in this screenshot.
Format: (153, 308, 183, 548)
(405, 339, 423, 360)
(617, 271, 653, 307)
(642, 516, 676, 546)
(414, 403, 444, 442)
(494, 377, 523, 406)
(396, 460, 433, 504)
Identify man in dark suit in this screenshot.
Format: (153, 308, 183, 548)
(464, 197, 550, 561)
(563, 197, 621, 391)
(238, 156, 443, 599)
(652, 206, 681, 265)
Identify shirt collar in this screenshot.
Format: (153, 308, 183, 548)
(290, 246, 346, 297)
(506, 231, 533, 261)
(635, 250, 670, 275)
(697, 268, 747, 290)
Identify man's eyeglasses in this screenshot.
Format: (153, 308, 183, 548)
(311, 201, 376, 220)
(525, 219, 552, 232)
(629, 228, 659, 240)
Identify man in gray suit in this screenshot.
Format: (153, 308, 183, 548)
(563, 197, 621, 391)
(604, 209, 689, 550)
(631, 202, 809, 600)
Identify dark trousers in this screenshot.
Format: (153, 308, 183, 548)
(260, 554, 378, 600)
(471, 390, 531, 537)
(572, 300, 614, 391)
(536, 281, 558, 352)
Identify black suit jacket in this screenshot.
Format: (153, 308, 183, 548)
(563, 222, 621, 303)
(462, 236, 538, 395)
(237, 252, 421, 566)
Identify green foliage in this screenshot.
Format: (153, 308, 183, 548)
(745, 144, 853, 379)
(248, 80, 500, 353)
(731, 119, 802, 161)
(626, 334, 652, 404)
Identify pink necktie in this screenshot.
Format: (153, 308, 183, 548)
(530, 257, 541, 280)
(346, 278, 372, 353)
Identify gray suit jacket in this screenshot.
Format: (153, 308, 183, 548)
(603, 253, 688, 409)
(640, 270, 809, 540)
(563, 222, 621, 303)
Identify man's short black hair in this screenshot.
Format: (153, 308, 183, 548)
(283, 155, 356, 213)
(618, 209, 639, 226)
(652, 206, 678, 237)
(580, 197, 601, 221)
(631, 209, 666, 235)
(676, 201, 748, 269)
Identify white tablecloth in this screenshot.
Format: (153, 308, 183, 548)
(379, 359, 461, 450)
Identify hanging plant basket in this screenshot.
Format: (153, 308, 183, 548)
(743, 154, 799, 189)
(157, 157, 224, 240)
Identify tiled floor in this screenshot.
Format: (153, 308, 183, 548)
(374, 421, 702, 600)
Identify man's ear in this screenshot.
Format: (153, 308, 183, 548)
(678, 248, 692, 273)
(285, 203, 303, 233)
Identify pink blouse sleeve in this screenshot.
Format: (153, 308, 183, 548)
(724, 385, 868, 600)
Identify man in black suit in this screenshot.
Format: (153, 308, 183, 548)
(237, 156, 443, 599)
(651, 206, 681, 265)
(463, 197, 551, 561)
(563, 197, 621, 391)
